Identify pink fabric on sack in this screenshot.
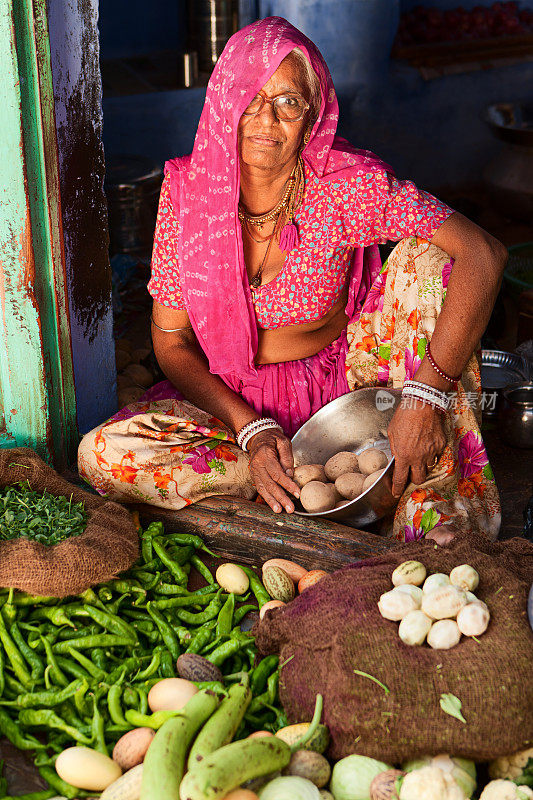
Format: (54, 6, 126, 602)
(136, 331, 350, 438)
(164, 16, 390, 381)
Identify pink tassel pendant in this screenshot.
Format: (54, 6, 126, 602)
(279, 222, 299, 253)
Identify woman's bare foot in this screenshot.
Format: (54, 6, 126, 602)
(426, 524, 458, 546)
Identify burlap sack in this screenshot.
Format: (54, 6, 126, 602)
(254, 532, 533, 763)
(0, 448, 139, 596)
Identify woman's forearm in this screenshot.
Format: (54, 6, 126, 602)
(153, 332, 260, 434)
(417, 216, 507, 390)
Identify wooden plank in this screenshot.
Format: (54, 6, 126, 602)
(134, 496, 394, 572)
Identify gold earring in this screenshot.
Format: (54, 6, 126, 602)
(303, 128, 311, 145)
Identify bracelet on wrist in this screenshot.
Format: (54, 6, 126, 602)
(402, 381, 448, 414)
(426, 342, 461, 385)
(236, 417, 283, 452)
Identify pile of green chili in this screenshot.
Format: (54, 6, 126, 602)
(0, 521, 283, 800)
(0, 483, 87, 546)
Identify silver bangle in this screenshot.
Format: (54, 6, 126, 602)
(236, 418, 283, 452)
(150, 315, 192, 333)
(403, 380, 448, 403)
(402, 385, 448, 413)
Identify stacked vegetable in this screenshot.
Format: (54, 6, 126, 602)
(377, 560, 490, 649)
(0, 522, 293, 798)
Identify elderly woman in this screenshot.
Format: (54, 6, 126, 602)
(79, 17, 505, 543)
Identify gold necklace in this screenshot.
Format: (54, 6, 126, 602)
(248, 215, 281, 289)
(238, 177, 294, 227)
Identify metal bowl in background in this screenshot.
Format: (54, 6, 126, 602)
(481, 349, 529, 418)
(497, 381, 533, 449)
(291, 387, 402, 529)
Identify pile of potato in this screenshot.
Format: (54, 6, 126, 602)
(295, 447, 390, 513)
(378, 560, 491, 649)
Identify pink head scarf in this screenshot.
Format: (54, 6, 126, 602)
(165, 16, 390, 380)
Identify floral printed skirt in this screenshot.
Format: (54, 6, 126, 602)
(78, 238, 501, 541)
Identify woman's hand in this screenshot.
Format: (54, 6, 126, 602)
(387, 399, 447, 498)
(247, 429, 300, 513)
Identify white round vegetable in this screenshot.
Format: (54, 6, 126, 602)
(449, 564, 480, 592)
(259, 775, 321, 799)
(394, 584, 423, 607)
(480, 780, 533, 800)
(330, 755, 392, 800)
(378, 589, 418, 621)
(215, 563, 249, 594)
(392, 561, 427, 587)
(357, 448, 388, 475)
(324, 452, 359, 481)
(398, 610, 433, 646)
(456, 601, 490, 636)
(55, 747, 122, 791)
(400, 766, 465, 800)
(427, 619, 462, 650)
(300, 481, 337, 513)
(148, 678, 198, 712)
(465, 591, 478, 603)
(421, 585, 467, 620)
(422, 573, 451, 594)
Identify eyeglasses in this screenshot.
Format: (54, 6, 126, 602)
(242, 91, 310, 122)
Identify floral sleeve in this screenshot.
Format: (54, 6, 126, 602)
(147, 173, 186, 310)
(341, 168, 455, 247)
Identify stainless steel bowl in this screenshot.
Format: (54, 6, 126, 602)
(498, 381, 533, 449)
(291, 387, 402, 528)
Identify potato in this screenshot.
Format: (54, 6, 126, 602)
(394, 584, 423, 606)
(378, 589, 418, 621)
(148, 678, 198, 712)
(422, 573, 451, 594)
(392, 560, 427, 587)
(298, 570, 327, 593)
(335, 500, 349, 508)
(422, 585, 467, 620)
(215, 563, 249, 594)
(324, 451, 359, 481)
(449, 564, 480, 592)
(398, 610, 432, 646)
(122, 363, 153, 388)
(56, 747, 122, 791)
(259, 600, 286, 619)
(335, 472, 365, 500)
(358, 447, 388, 475)
(362, 469, 385, 491)
(300, 481, 337, 513)
(112, 727, 154, 770)
(117, 386, 145, 407)
(285, 750, 331, 788)
(427, 619, 462, 649)
(293, 464, 327, 488)
(456, 601, 490, 636)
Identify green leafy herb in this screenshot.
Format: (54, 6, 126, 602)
(440, 692, 467, 724)
(353, 669, 390, 695)
(0, 482, 87, 546)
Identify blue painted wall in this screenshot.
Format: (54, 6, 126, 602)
(99, 0, 185, 59)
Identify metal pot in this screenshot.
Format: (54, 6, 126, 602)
(187, 0, 238, 72)
(291, 387, 401, 529)
(104, 156, 163, 255)
(497, 381, 533, 449)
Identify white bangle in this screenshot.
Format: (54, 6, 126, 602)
(236, 418, 283, 452)
(402, 386, 448, 413)
(403, 380, 448, 404)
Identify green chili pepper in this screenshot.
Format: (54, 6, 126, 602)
(146, 603, 180, 661)
(190, 553, 215, 584)
(78, 587, 105, 608)
(74, 678, 90, 717)
(233, 604, 259, 625)
(151, 593, 217, 610)
(66, 646, 106, 681)
(52, 634, 134, 654)
(41, 636, 69, 686)
(108, 655, 149, 685)
(12, 594, 56, 606)
(240, 566, 271, 608)
(1, 678, 83, 709)
(165, 532, 217, 557)
(0, 648, 4, 698)
(135, 647, 163, 680)
(92, 647, 107, 670)
(153, 583, 190, 596)
(54, 655, 91, 682)
(216, 593, 235, 637)
(29, 606, 74, 628)
(167, 544, 195, 565)
(185, 621, 216, 654)
(0, 791, 55, 800)
(124, 708, 181, 730)
(2, 589, 17, 627)
(250, 655, 279, 696)
(135, 686, 149, 715)
(207, 636, 251, 668)
(69, 604, 138, 642)
(91, 694, 108, 755)
(0, 708, 45, 750)
(37, 766, 80, 799)
(20, 709, 92, 744)
(160, 650, 175, 678)
(9, 621, 44, 680)
(152, 539, 188, 585)
(175, 590, 223, 625)
(0, 613, 33, 687)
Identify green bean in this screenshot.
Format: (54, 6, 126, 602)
(146, 603, 180, 660)
(152, 539, 188, 585)
(0, 613, 32, 687)
(190, 553, 216, 584)
(240, 566, 271, 608)
(20, 709, 92, 744)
